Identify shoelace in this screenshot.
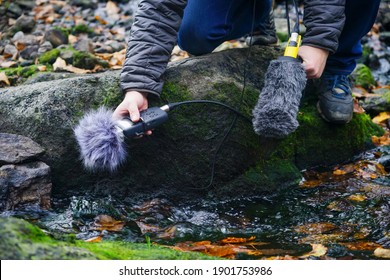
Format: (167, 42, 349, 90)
(323, 75, 351, 99)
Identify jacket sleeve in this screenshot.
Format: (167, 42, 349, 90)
(302, 0, 346, 54)
(120, 0, 187, 97)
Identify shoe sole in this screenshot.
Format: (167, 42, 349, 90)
(316, 101, 352, 124)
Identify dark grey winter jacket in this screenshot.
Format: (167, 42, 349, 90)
(120, 0, 346, 97)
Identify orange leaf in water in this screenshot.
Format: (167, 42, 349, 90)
(341, 241, 380, 251)
(371, 133, 390, 146)
(333, 169, 347, 175)
(347, 194, 367, 202)
(295, 222, 337, 234)
(220, 236, 256, 244)
(85, 235, 102, 243)
(92, 215, 125, 232)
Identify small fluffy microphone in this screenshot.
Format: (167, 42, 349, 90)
(74, 107, 127, 172)
(252, 57, 307, 138)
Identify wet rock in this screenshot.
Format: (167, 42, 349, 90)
(0, 133, 45, 164)
(379, 32, 390, 45)
(3, 44, 18, 59)
(0, 162, 52, 211)
(44, 29, 68, 48)
(14, 15, 36, 33)
(19, 45, 39, 60)
(362, 88, 390, 114)
(73, 37, 94, 53)
(0, 133, 51, 211)
(70, 0, 98, 9)
(6, 2, 23, 18)
(37, 41, 53, 56)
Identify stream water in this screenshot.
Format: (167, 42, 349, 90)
(6, 145, 389, 260)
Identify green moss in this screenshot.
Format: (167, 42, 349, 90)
(39, 49, 60, 64)
(71, 24, 94, 35)
(161, 81, 192, 103)
(0, 217, 217, 260)
(53, 26, 70, 38)
(76, 241, 218, 260)
(73, 51, 109, 70)
(2, 65, 42, 78)
(352, 63, 376, 89)
(276, 31, 289, 43)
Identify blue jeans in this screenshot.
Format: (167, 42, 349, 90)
(177, 0, 272, 55)
(178, 0, 381, 75)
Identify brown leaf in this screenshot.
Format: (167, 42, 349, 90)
(37, 65, 47, 72)
(341, 241, 380, 251)
(92, 214, 125, 232)
(295, 222, 337, 234)
(371, 133, 390, 146)
(353, 99, 365, 114)
(53, 57, 93, 74)
(333, 169, 347, 175)
(0, 72, 10, 86)
(85, 235, 102, 243)
(220, 236, 256, 245)
(0, 61, 17, 68)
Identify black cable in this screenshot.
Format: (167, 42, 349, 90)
(183, 0, 257, 190)
(168, 100, 251, 123)
(286, 0, 291, 37)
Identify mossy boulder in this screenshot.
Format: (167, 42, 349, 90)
(0, 217, 215, 260)
(0, 46, 383, 203)
(351, 63, 377, 89)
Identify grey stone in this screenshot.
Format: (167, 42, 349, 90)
(44, 29, 68, 48)
(14, 15, 36, 33)
(73, 37, 94, 53)
(0, 133, 45, 165)
(37, 41, 53, 56)
(3, 44, 18, 58)
(6, 3, 23, 18)
(19, 45, 39, 60)
(0, 161, 51, 211)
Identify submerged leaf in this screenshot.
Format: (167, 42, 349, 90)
(374, 247, 390, 259)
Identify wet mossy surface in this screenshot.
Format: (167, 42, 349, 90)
(0, 217, 217, 260)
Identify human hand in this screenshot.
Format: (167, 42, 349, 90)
(298, 45, 329, 79)
(113, 90, 152, 136)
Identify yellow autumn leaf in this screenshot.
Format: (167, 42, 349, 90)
(333, 169, 347, 175)
(374, 247, 390, 259)
(372, 112, 390, 124)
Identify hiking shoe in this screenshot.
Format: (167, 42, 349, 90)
(317, 74, 353, 124)
(246, 8, 278, 46)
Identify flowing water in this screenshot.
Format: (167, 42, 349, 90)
(4, 145, 390, 260)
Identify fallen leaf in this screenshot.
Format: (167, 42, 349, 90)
(353, 99, 365, 114)
(0, 72, 10, 86)
(341, 241, 380, 251)
(295, 223, 337, 234)
(85, 235, 102, 243)
(37, 65, 47, 72)
(347, 194, 367, 202)
(53, 57, 93, 74)
(372, 112, 390, 124)
(299, 179, 322, 188)
(374, 247, 390, 259)
(300, 244, 327, 258)
(0, 61, 17, 68)
(92, 214, 125, 232)
(220, 236, 256, 244)
(371, 133, 390, 146)
(333, 169, 347, 175)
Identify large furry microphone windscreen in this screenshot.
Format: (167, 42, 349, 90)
(74, 107, 127, 172)
(252, 58, 307, 138)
